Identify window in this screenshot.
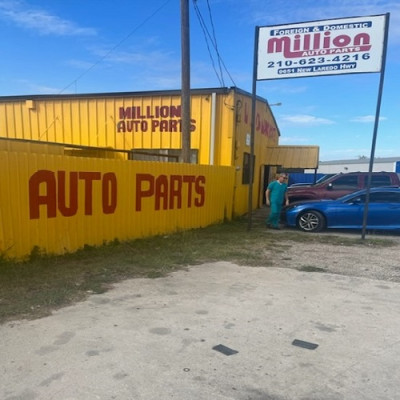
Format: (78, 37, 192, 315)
(242, 152, 255, 184)
(369, 192, 400, 203)
(370, 175, 391, 186)
(331, 175, 358, 189)
(348, 191, 400, 204)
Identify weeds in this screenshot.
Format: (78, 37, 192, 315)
(0, 211, 396, 323)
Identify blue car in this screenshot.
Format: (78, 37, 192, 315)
(285, 187, 400, 232)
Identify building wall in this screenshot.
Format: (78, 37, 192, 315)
(0, 93, 211, 161)
(306, 158, 399, 174)
(230, 91, 280, 214)
(0, 89, 281, 215)
(0, 144, 235, 260)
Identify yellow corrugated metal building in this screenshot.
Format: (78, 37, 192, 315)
(0, 87, 319, 215)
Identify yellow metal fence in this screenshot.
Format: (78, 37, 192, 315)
(0, 149, 235, 260)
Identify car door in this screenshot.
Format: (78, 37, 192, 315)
(327, 196, 364, 227)
(365, 192, 400, 228)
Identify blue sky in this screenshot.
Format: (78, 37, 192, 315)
(0, 0, 399, 161)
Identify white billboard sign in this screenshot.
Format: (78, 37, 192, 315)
(257, 15, 387, 80)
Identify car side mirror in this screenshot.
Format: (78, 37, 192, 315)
(351, 198, 363, 204)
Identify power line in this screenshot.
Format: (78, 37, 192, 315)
(192, 0, 236, 87)
(205, 0, 225, 85)
(192, 0, 224, 86)
(58, 0, 173, 94)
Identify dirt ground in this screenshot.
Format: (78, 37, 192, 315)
(267, 229, 400, 283)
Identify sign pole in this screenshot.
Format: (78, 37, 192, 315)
(180, 0, 191, 163)
(248, 26, 260, 230)
(361, 13, 390, 240)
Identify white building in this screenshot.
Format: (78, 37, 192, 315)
(306, 157, 400, 174)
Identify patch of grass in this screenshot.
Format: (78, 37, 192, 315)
(0, 210, 397, 323)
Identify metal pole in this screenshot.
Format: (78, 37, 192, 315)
(180, 0, 191, 163)
(361, 13, 390, 239)
(247, 26, 259, 230)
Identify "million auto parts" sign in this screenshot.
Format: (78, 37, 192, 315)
(257, 14, 387, 80)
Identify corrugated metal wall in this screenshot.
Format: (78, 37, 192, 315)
(0, 89, 316, 219)
(0, 145, 235, 260)
(231, 92, 281, 215)
(0, 94, 216, 164)
(264, 146, 319, 169)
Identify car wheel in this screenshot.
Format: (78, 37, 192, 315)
(297, 210, 325, 232)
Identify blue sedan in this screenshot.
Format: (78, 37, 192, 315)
(285, 187, 400, 232)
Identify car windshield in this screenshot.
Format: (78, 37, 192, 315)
(312, 173, 339, 187)
(288, 173, 337, 188)
(315, 174, 336, 184)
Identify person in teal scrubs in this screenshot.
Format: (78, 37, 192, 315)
(265, 173, 289, 229)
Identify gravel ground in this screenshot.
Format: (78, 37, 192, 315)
(267, 229, 400, 283)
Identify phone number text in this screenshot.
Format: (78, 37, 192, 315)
(267, 53, 370, 68)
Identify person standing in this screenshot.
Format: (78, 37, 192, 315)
(265, 173, 289, 229)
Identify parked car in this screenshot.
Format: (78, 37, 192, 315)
(289, 174, 335, 187)
(285, 187, 400, 233)
(287, 172, 400, 203)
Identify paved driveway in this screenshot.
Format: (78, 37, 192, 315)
(2, 261, 400, 400)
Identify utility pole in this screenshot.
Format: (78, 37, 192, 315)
(180, 0, 191, 163)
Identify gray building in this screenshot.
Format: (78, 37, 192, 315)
(306, 157, 400, 174)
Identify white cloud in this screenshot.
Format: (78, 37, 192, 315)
(350, 115, 387, 123)
(0, 1, 96, 36)
(249, 1, 400, 43)
(279, 114, 335, 126)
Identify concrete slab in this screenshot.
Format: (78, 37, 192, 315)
(1, 262, 400, 400)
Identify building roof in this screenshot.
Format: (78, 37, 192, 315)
(320, 157, 400, 165)
(265, 145, 320, 169)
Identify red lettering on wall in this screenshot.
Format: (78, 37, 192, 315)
(242, 101, 277, 138)
(155, 175, 168, 210)
(57, 171, 78, 217)
(170, 175, 183, 209)
(194, 176, 206, 206)
(29, 170, 57, 219)
(102, 173, 117, 214)
(79, 172, 101, 215)
(29, 170, 117, 219)
(135, 173, 206, 211)
(135, 174, 155, 212)
(183, 175, 195, 207)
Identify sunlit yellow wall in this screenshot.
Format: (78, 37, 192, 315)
(211, 91, 235, 166)
(231, 92, 280, 215)
(0, 89, 281, 218)
(0, 150, 235, 260)
(0, 137, 64, 155)
(0, 94, 215, 164)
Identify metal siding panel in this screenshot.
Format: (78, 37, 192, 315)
(69, 101, 80, 145)
(61, 101, 72, 144)
(5, 104, 17, 138)
(0, 104, 6, 136)
(265, 146, 319, 169)
(196, 95, 211, 164)
(106, 98, 117, 148)
(0, 94, 214, 156)
(0, 148, 234, 260)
